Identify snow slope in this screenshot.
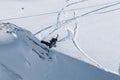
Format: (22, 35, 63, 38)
(0, 0, 120, 76)
(0, 22, 119, 80)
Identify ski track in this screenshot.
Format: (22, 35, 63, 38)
(0, 0, 119, 22)
(0, 64, 23, 80)
(95, 7, 120, 14)
(33, 1, 120, 71)
(34, 0, 120, 38)
(0, 0, 120, 76)
(56, 0, 88, 29)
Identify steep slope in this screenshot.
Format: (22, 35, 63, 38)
(0, 0, 120, 74)
(32, 0, 120, 74)
(0, 23, 119, 80)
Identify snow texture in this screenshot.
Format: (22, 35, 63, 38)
(0, 22, 119, 80)
(0, 0, 120, 79)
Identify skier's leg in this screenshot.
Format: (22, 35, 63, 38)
(41, 40, 51, 47)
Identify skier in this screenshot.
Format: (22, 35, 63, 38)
(41, 34, 59, 48)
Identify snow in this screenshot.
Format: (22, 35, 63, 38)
(0, 0, 120, 79)
(0, 22, 119, 80)
(0, 31, 15, 45)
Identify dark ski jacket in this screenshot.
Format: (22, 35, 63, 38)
(41, 35, 59, 48)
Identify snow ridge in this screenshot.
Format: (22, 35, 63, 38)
(0, 22, 120, 80)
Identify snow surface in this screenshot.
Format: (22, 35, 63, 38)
(0, 22, 119, 80)
(0, 0, 120, 79)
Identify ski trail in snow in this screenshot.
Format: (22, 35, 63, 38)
(95, 7, 120, 14)
(57, 11, 105, 70)
(34, 1, 120, 65)
(0, 64, 23, 80)
(35, 1, 120, 39)
(73, 12, 77, 37)
(81, 1, 120, 16)
(35, 0, 120, 36)
(66, 0, 88, 7)
(34, 25, 53, 36)
(71, 9, 110, 69)
(57, 22, 105, 70)
(65, 0, 120, 12)
(56, 0, 88, 28)
(71, 38, 105, 69)
(32, 48, 45, 60)
(72, 12, 105, 70)
(65, 1, 120, 23)
(28, 37, 49, 52)
(0, 0, 119, 22)
(72, 37, 105, 70)
(0, 12, 59, 22)
(58, 0, 120, 25)
(35, 0, 88, 38)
